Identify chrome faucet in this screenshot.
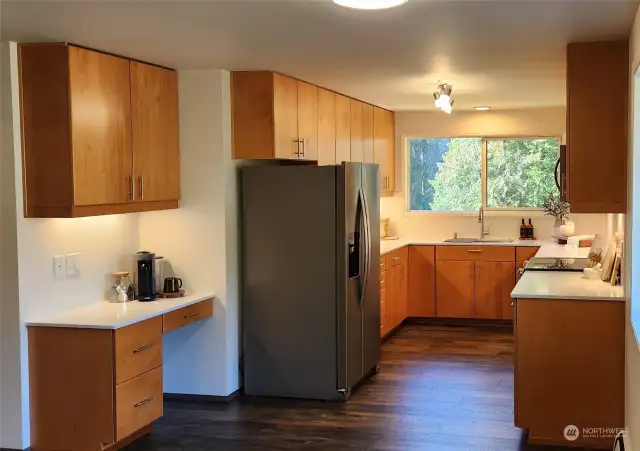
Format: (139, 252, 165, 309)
(478, 206, 489, 239)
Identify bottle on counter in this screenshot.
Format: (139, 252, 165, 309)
(527, 218, 534, 239)
(520, 218, 526, 240)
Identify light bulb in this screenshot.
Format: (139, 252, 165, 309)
(333, 0, 408, 9)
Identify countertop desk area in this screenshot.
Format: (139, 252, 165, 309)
(26, 294, 214, 451)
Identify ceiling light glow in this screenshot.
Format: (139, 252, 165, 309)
(473, 106, 491, 111)
(333, 0, 408, 10)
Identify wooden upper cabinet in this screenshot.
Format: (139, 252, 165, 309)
(408, 246, 435, 318)
(68, 47, 132, 207)
(475, 261, 515, 320)
(374, 107, 395, 196)
(362, 103, 374, 163)
(350, 99, 364, 162)
(566, 41, 628, 213)
(18, 43, 180, 218)
(273, 73, 299, 159)
(297, 81, 318, 161)
(436, 260, 475, 318)
(130, 61, 180, 203)
(232, 72, 318, 161)
(336, 94, 351, 164)
(317, 88, 336, 166)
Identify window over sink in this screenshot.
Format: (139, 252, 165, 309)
(408, 137, 560, 212)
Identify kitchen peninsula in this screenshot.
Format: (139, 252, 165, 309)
(25, 294, 214, 451)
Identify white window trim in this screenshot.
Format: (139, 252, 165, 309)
(403, 135, 562, 215)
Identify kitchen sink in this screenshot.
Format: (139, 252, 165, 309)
(443, 237, 515, 244)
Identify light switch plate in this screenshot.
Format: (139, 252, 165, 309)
(66, 253, 81, 278)
(53, 255, 66, 279)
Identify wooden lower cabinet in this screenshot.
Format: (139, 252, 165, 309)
(380, 248, 408, 337)
(28, 299, 213, 451)
(435, 260, 475, 318)
(475, 261, 515, 320)
(514, 298, 624, 448)
(407, 246, 435, 317)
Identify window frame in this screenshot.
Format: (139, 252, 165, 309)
(404, 135, 562, 214)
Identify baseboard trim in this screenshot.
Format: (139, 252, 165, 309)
(164, 389, 240, 403)
(404, 317, 513, 328)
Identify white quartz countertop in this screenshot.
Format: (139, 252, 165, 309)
(511, 272, 624, 301)
(380, 238, 542, 255)
(25, 293, 215, 329)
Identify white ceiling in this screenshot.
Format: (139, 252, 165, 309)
(2, 0, 638, 111)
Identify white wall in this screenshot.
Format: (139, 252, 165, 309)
(381, 107, 611, 241)
(1, 42, 141, 449)
(627, 5, 640, 450)
(138, 70, 239, 397)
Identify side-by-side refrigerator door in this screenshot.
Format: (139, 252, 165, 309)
(361, 163, 380, 376)
(337, 162, 365, 395)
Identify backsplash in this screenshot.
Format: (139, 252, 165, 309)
(380, 195, 622, 242)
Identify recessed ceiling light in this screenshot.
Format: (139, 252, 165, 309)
(473, 106, 491, 111)
(333, 0, 408, 10)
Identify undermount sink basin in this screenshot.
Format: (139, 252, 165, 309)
(443, 237, 514, 244)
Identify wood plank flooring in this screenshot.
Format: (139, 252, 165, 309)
(123, 325, 589, 451)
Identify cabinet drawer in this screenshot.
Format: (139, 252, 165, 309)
(386, 246, 407, 268)
(380, 255, 387, 273)
(163, 299, 213, 333)
(115, 317, 163, 385)
(115, 366, 163, 441)
(436, 246, 515, 262)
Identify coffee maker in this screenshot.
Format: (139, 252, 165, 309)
(135, 251, 157, 301)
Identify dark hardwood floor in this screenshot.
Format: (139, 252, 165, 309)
(123, 325, 587, 451)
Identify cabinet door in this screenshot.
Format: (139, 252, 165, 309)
(68, 46, 132, 206)
(374, 107, 395, 195)
(567, 41, 628, 213)
(335, 94, 351, 163)
(475, 261, 515, 319)
(317, 88, 336, 166)
(380, 271, 387, 338)
(362, 103, 374, 163)
(408, 246, 435, 317)
(436, 261, 475, 318)
(273, 74, 299, 159)
(297, 81, 318, 161)
(130, 61, 180, 202)
(350, 99, 364, 162)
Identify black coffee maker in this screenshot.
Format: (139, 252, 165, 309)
(135, 251, 157, 301)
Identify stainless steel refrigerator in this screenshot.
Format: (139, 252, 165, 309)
(241, 162, 380, 401)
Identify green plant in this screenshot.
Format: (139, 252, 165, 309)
(542, 192, 571, 222)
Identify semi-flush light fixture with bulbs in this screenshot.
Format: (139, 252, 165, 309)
(333, 0, 408, 10)
(433, 83, 454, 114)
(473, 106, 491, 111)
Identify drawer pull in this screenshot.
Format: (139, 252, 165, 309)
(466, 249, 483, 253)
(380, 280, 384, 285)
(184, 312, 200, 319)
(133, 344, 153, 354)
(134, 397, 155, 408)
(392, 257, 400, 260)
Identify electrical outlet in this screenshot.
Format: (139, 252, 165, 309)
(66, 253, 82, 278)
(53, 255, 66, 280)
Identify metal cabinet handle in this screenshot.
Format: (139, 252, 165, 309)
(300, 138, 306, 158)
(138, 176, 145, 200)
(133, 344, 153, 354)
(293, 139, 300, 156)
(466, 249, 483, 253)
(128, 176, 134, 201)
(184, 312, 200, 319)
(134, 397, 154, 408)
(380, 280, 384, 285)
(392, 257, 400, 261)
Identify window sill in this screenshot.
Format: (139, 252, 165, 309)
(405, 209, 549, 219)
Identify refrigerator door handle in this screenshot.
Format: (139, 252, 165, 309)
(359, 188, 371, 306)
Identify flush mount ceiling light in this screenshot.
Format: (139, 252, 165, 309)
(333, 0, 408, 10)
(433, 83, 454, 114)
(474, 106, 491, 111)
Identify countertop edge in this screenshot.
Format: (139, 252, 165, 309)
(25, 294, 216, 330)
(512, 295, 625, 302)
